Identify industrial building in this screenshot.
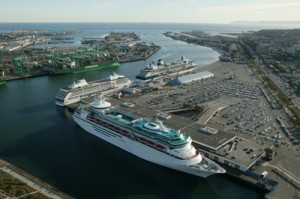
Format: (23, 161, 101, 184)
(171, 71, 214, 85)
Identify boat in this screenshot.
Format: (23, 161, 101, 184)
(49, 61, 119, 75)
(72, 97, 226, 178)
(136, 57, 196, 80)
(0, 71, 7, 85)
(55, 73, 131, 106)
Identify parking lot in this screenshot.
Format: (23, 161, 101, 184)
(209, 92, 300, 151)
(127, 61, 300, 153)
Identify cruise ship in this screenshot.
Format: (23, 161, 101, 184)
(136, 57, 196, 80)
(55, 73, 131, 106)
(73, 97, 226, 178)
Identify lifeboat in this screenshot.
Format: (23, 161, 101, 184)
(156, 144, 165, 151)
(120, 130, 129, 136)
(95, 118, 100, 122)
(147, 140, 154, 146)
(137, 137, 146, 143)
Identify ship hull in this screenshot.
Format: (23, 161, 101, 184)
(136, 66, 196, 80)
(55, 78, 131, 106)
(55, 80, 131, 106)
(50, 61, 119, 75)
(73, 112, 219, 178)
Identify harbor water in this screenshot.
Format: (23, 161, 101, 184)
(0, 23, 264, 199)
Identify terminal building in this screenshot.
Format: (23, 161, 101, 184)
(189, 126, 266, 172)
(171, 71, 214, 85)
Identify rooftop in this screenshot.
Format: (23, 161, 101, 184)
(214, 137, 267, 167)
(173, 71, 214, 84)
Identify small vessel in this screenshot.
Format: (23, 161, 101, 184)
(0, 71, 7, 85)
(55, 73, 131, 106)
(73, 98, 226, 178)
(136, 57, 196, 80)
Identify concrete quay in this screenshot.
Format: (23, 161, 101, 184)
(66, 60, 300, 198)
(0, 159, 73, 199)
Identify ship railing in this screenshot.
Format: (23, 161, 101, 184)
(106, 113, 133, 125)
(108, 108, 139, 122)
(69, 84, 111, 97)
(181, 150, 200, 160)
(133, 126, 191, 151)
(90, 111, 135, 130)
(194, 157, 221, 172)
(137, 125, 189, 145)
(134, 136, 189, 160)
(164, 149, 199, 161)
(89, 78, 109, 84)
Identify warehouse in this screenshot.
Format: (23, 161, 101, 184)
(171, 71, 214, 85)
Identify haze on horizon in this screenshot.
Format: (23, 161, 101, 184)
(1, 0, 300, 24)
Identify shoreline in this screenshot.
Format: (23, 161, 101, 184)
(118, 46, 161, 63)
(0, 159, 73, 199)
(5, 48, 162, 81)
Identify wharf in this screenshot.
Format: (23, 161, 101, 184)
(0, 159, 73, 199)
(221, 164, 277, 195)
(64, 60, 300, 198)
(66, 96, 278, 197)
(2, 32, 161, 81)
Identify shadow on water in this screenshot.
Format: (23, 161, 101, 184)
(0, 107, 200, 199)
(206, 175, 265, 199)
(16, 101, 55, 114)
(2, 107, 264, 199)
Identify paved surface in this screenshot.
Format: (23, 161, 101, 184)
(69, 60, 300, 198)
(0, 159, 73, 199)
(249, 133, 300, 199)
(1, 167, 62, 199)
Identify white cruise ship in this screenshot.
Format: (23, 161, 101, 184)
(73, 98, 226, 178)
(136, 57, 196, 80)
(55, 73, 131, 106)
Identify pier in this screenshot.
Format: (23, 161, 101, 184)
(64, 60, 300, 197)
(0, 159, 73, 199)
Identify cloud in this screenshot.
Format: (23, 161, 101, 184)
(92, 3, 116, 9)
(240, 2, 300, 10)
(201, 2, 300, 12)
(91, 0, 137, 9)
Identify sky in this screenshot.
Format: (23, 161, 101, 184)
(0, 0, 300, 23)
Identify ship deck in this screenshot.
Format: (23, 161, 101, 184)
(77, 97, 235, 148)
(105, 98, 259, 167)
(90, 102, 188, 142)
(113, 99, 235, 148)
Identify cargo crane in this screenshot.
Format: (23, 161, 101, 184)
(12, 56, 32, 76)
(45, 47, 106, 71)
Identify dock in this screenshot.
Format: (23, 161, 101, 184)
(62, 60, 300, 198)
(0, 159, 73, 199)
(222, 164, 277, 195)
